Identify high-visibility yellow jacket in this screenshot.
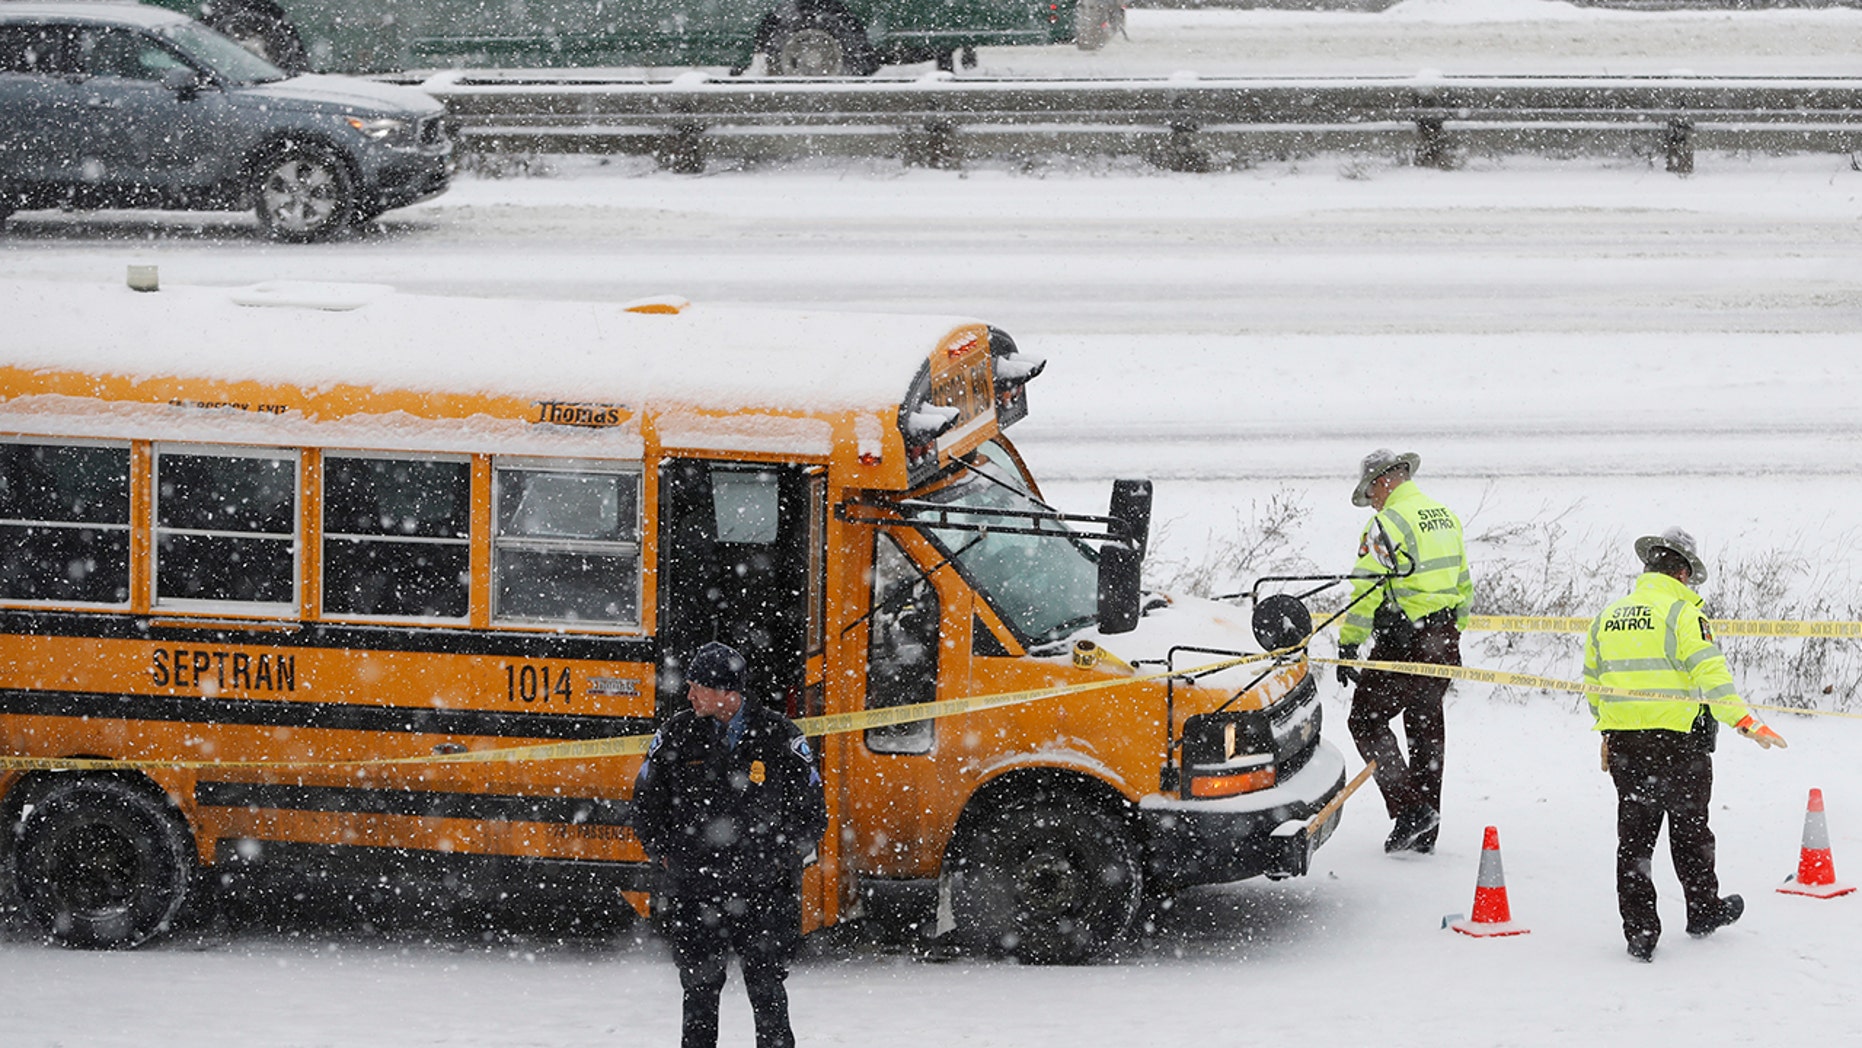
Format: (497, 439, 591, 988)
(1583, 571, 1751, 733)
(1340, 481, 1472, 648)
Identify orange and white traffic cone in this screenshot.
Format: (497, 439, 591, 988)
(1778, 788, 1855, 899)
(1449, 825, 1531, 937)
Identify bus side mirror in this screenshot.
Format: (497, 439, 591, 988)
(1096, 479, 1152, 635)
(1251, 593, 1313, 652)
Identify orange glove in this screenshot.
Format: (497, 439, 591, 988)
(1736, 715, 1787, 750)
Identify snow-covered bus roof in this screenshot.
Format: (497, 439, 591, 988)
(7, 281, 981, 413)
(1, 281, 1004, 474)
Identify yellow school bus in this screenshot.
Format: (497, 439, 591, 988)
(0, 279, 1345, 961)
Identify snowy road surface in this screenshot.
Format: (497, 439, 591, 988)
(970, 0, 1862, 78)
(4, 1, 1862, 1045)
(4, 706, 1858, 1048)
(7, 158, 1859, 486)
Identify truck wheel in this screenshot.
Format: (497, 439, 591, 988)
(1074, 0, 1121, 51)
(15, 778, 197, 949)
(205, 4, 310, 72)
(253, 142, 356, 242)
(764, 11, 877, 76)
(948, 791, 1142, 964)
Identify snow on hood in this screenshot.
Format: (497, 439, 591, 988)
(235, 74, 444, 116)
(1051, 592, 1297, 690)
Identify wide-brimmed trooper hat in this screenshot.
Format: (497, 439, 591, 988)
(1635, 526, 1708, 584)
(1351, 448, 1421, 507)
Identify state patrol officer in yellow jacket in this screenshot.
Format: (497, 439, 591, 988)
(1337, 449, 1472, 855)
(1584, 527, 1786, 962)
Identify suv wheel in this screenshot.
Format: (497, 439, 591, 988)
(253, 142, 356, 242)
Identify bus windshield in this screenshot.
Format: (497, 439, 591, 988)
(910, 453, 1099, 646)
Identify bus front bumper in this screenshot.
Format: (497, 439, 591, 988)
(1137, 740, 1348, 890)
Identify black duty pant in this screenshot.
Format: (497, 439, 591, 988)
(1348, 613, 1459, 848)
(1605, 728, 1719, 945)
(664, 884, 802, 1048)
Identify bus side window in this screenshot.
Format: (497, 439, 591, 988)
(0, 440, 131, 605)
(493, 462, 642, 626)
(865, 533, 936, 755)
(322, 455, 470, 619)
(153, 446, 297, 609)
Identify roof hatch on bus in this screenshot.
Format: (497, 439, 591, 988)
(898, 326, 1045, 485)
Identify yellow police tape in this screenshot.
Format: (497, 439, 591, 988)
(1469, 614, 1862, 639)
(7, 630, 1857, 774)
(0, 649, 1276, 774)
(1317, 655, 1862, 723)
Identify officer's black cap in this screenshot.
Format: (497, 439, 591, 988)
(687, 641, 747, 693)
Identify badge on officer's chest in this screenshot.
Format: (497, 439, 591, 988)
(749, 760, 766, 784)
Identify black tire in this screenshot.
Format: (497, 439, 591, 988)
(947, 789, 1142, 964)
(353, 202, 386, 223)
(1074, 0, 1122, 52)
(253, 141, 357, 243)
(15, 778, 197, 949)
(205, 4, 310, 72)
(764, 10, 878, 77)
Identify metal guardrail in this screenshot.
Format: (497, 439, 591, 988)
(399, 72, 1862, 174)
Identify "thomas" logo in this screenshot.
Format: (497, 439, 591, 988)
(533, 401, 626, 427)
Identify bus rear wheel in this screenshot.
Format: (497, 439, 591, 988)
(15, 777, 198, 949)
(947, 790, 1142, 964)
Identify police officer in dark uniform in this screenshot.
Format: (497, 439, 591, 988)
(631, 642, 827, 1048)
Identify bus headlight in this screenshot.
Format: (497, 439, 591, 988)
(1179, 709, 1278, 798)
(1188, 767, 1277, 798)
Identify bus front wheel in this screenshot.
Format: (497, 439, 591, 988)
(947, 790, 1142, 964)
(14, 777, 198, 949)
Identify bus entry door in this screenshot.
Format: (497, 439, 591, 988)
(655, 458, 832, 924)
(654, 458, 821, 721)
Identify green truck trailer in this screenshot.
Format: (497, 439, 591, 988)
(157, 0, 1123, 75)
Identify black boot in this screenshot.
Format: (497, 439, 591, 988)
(1627, 932, 1657, 962)
(1686, 894, 1744, 938)
(1384, 805, 1440, 854)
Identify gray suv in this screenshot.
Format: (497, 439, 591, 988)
(0, 3, 450, 240)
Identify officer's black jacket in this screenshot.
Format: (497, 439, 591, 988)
(631, 701, 827, 894)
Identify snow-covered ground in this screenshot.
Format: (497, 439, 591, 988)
(5, 1, 1862, 1044)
